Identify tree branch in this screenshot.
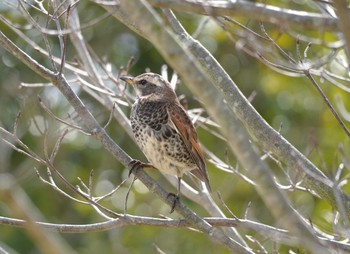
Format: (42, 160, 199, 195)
(333, 0, 350, 67)
(147, 0, 338, 31)
(153, 5, 350, 219)
(1, 214, 349, 252)
(0, 31, 56, 80)
(0, 174, 75, 254)
(101, 1, 330, 252)
(0, 22, 249, 254)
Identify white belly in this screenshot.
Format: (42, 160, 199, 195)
(138, 128, 194, 177)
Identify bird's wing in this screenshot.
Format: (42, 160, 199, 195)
(167, 103, 211, 192)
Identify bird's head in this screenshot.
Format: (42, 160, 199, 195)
(120, 73, 176, 100)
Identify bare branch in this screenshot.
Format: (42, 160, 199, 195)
(157, 4, 350, 221)
(1, 214, 349, 252)
(2, 0, 350, 252)
(147, 0, 338, 31)
(38, 97, 90, 135)
(0, 14, 249, 254)
(304, 72, 350, 138)
(333, 0, 350, 66)
(102, 2, 333, 252)
(0, 31, 56, 79)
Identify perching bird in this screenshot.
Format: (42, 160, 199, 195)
(120, 73, 211, 212)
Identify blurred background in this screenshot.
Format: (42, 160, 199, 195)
(1, 1, 350, 253)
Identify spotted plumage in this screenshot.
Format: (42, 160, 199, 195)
(121, 73, 211, 211)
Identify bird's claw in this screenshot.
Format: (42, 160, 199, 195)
(167, 193, 180, 214)
(128, 160, 153, 177)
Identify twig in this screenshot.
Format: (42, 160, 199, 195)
(305, 71, 350, 138)
(148, 0, 338, 31)
(124, 176, 136, 214)
(38, 96, 91, 135)
(1, 215, 349, 252)
(333, 0, 350, 67)
(1, 19, 249, 254)
(103, 103, 116, 129)
(58, 4, 71, 75)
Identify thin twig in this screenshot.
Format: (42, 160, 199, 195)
(124, 176, 136, 214)
(305, 71, 350, 138)
(38, 96, 91, 135)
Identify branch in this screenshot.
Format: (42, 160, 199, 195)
(63, 1, 250, 249)
(101, 1, 330, 253)
(64, 0, 135, 138)
(0, 31, 56, 80)
(0, 174, 75, 254)
(147, 0, 338, 31)
(1, 215, 350, 252)
(333, 0, 350, 66)
(152, 5, 350, 219)
(0, 21, 249, 254)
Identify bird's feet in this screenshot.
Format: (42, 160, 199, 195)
(167, 193, 180, 213)
(128, 159, 154, 177)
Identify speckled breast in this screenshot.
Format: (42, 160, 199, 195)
(130, 99, 196, 176)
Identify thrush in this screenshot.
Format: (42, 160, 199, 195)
(120, 73, 211, 212)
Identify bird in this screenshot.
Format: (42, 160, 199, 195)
(120, 72, 211, 212)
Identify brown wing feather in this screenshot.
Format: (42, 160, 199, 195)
(167, 102, 211, 192)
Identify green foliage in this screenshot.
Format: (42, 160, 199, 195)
(1, 1, 350, 253)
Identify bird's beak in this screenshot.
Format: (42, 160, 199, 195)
(120, 75, 134, 85)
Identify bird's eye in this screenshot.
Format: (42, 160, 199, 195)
(139, 79, 147, 85)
